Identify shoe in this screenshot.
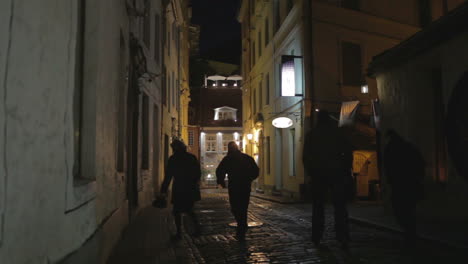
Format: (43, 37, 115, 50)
(236, 228, 246, 241)
(340, 241, 349, 251)
(193, 229, 201, 237)
(313, 239, 321, 248)
(236, 233, 246, 241)
(172, 233, 182, 241)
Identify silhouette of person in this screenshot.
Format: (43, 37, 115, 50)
(303, 110, 353, 249)
(161, 139, 201, 239)
(384, 129, 425, 247)
(216, 141, 259, 241)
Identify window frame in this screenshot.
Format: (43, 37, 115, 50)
(206, 135, 217, 152)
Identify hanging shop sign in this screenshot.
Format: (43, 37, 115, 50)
(281, 56, 296, 96)
(272, 117, 294, 128)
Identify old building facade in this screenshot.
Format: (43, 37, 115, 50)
(191, 74, 243, 186)
(0, 0, 190, 263)
(368, 1, 468, 227)
(238, 0, 456, 200)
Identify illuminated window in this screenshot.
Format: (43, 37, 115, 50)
(214, 106, 237, 121)
(206, 135, 217, 152)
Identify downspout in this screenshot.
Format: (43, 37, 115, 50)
(301, 0, 314, 200)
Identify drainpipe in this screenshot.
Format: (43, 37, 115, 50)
(301, 0, 314, 200)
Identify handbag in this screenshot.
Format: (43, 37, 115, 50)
(152, 195, 167, 209)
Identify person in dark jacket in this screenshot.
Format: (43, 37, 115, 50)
(303, 110, 353, 249)
(216, 141, 259, 241)
(384, 129, 425, 247)
(161, 139, 201, 239)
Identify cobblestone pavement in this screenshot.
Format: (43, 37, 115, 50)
(181, 190, 468, 264)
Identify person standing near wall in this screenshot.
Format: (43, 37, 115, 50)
(161, 139, 202, 239)
(303, 110, 353, 249)
(384, 129, 425, 248)
(216, 142, 259, 241)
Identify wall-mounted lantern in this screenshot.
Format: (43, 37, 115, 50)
(246, 133, 253, 140)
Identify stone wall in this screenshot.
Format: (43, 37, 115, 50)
(375, 33, 468, 220)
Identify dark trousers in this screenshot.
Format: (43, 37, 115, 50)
(311, 169, 349, 243)
(391, 193, 417, 244)
(174, 210, 200, 234)
(229, 188, 250, 234)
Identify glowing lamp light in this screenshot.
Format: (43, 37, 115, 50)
(361, 84, 369, 94)
(315, 108, 320, 112)
(272, 117, 293, 128)
(246, 133, 253, 140)
(222, 83, 227, 87)
(281, 57, 296, 96)
(234, 83, 238, 86)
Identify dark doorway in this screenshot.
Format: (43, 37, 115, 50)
(447, 72, 468, 180)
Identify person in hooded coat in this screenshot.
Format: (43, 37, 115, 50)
(216, 141, 259, 240)
(303, 110, 353, 249)
(161, 139, 201, 239)
(384, 129, 425, 247)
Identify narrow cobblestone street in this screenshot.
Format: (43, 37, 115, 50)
(108, 190, 468, 264)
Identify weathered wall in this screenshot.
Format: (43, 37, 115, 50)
(311, 1, 420, 113)
(0, 0, 12, 248)
(0, 1, 98, 262)
(0, 0, 138, 262)
(376, 32, 468, 220)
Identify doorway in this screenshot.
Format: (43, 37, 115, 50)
(275, 128, 283, 191)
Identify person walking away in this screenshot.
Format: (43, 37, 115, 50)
(216, 142, 259, 241)
(384, 129, 425, 248)
(302, 110, 353, 249)
(161, 139, 202, 240)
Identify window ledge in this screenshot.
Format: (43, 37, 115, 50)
(73, 177, 95, 187)
(65, 178, 96, 214)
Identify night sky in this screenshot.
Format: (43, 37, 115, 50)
(191, 0, 242, 65)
